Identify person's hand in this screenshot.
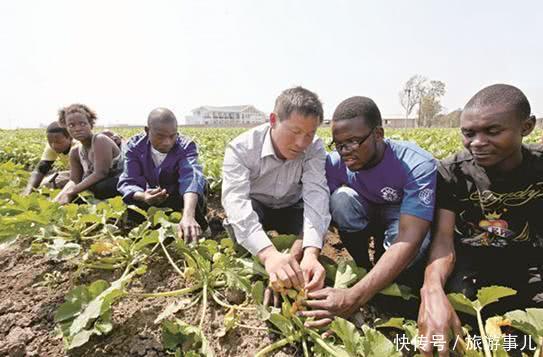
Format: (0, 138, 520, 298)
(299, 288, 359, 328)
(300, 248, 325, 292)
(142, 188, 168, 205)
(53, 186, 76, 205)
(417, 284, 463, 356)
(54, 191, 73, 205)
(258, 246, 305, 292)
(263, 287, 281, 307)
(178, 215, 202, 244)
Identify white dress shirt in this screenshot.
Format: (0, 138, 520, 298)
(221, 123, 331, 255)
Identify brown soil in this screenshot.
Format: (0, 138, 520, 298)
(0, 198, 385, 357)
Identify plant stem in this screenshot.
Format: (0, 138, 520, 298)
(255, 334, 299, 357)
(302, 338, 309, 357)
(211, 291, 256, 311)
(81, 263, 122, 270)
(81, 222, 100, 236)
(159, 235, 185, 278)
(476, 309, 492, 357)
(135, 284, 202, 298)
(199, 283, 208, 328)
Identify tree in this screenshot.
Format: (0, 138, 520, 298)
(399, 75, 426, 123)
(399, 75, 446, 127)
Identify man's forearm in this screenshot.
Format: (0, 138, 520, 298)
(182, 192, 198, 218)
(422, 241, 455, 289)
(350, 242, 419, 305)
(24, 171, 45, 193)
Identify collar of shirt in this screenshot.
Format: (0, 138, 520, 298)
(261, 125, 280, 159)
(150, 145, 168, 159)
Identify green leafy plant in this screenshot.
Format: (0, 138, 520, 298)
(162, 318, 214, 357)
(504, 308, 543, 357)
(448, 286, 517, 357)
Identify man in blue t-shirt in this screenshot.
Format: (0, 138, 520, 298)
(300, 96, 437, 328)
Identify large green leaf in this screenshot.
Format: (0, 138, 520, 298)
(162, 319, 214, 357)
(360, 325, 401, 357)
(330, 317, 362, 355)
(476, 286, 517, 309)
(504, 308, 543, 343)
(447, 293, 477, 316)
(379, 282, 416, 300)
(333, 260, 366, 289)
(268, 312, 293, 336)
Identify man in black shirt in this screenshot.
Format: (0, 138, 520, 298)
(417, 84, 542, 355)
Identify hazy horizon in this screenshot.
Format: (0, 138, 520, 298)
(1, 0, 542, 129)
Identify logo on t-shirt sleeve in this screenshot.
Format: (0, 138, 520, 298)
(418, 188, 434, 206)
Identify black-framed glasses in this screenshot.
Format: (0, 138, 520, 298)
(329, 128, 374, 153)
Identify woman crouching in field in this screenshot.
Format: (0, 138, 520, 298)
(54, 104, 124, 204)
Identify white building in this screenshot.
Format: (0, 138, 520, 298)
(185, 105, 267, 126)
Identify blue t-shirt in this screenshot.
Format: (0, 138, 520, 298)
(326, 139, 437, 222)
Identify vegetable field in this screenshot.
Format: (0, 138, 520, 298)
(0, 127, 542, 356)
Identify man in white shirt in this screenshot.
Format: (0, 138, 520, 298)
(222, 86, 331, 299)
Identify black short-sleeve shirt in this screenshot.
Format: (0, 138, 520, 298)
(437, 144, 543, 249)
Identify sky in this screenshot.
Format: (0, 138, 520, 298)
(0, 0, 541, 128)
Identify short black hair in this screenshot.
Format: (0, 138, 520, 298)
(46, 121, 70, 137)
(147, 107, 177, 129)
(332, 96, 382, 128)
(464, 84, 531, 120)
(274, 86, 324, 123)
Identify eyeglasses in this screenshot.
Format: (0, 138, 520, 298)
(329, 128, 374, 153)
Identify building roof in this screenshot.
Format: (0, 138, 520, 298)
(192, 105, 263, 113)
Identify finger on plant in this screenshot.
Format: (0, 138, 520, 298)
(183, 225, 192, 244)
(303, 298, 329, 310)
(273, 290, 280, 307)
(263, 287, 272, 306)
(305, 268, 324, 291)
(269, 272, 281, 291)
(289, 260, 305, 289)
(284, 265, 301, 289)
(298, 308, 332, 320)
(304, 317, 333, 329)
(277, 269, 292, 289)
(321, 330, 334, 339)
(418, 332, 433, 356)
(306, 288, 329, 300)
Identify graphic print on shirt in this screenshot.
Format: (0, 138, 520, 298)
(380, 187, 400, 202)
(418, 188, 434, 206)
(457, 184, 542, 247)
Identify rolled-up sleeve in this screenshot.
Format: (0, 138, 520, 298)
(301, 139, 331, 249)
(178, 140, 206, 197)
(221, 144, 272, 255)
(117, 144, 146, 204)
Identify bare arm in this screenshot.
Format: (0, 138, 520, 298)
(418, 208, 462, 356)
(23, 171, 46, 195)
(70, 135, 117, 195)
(301, 213, 431, 327)
(422, 209, 456, 288)
(349, 213, 431, 304)
(54, 147, 83, 203)
(23, 160, 55, 194)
